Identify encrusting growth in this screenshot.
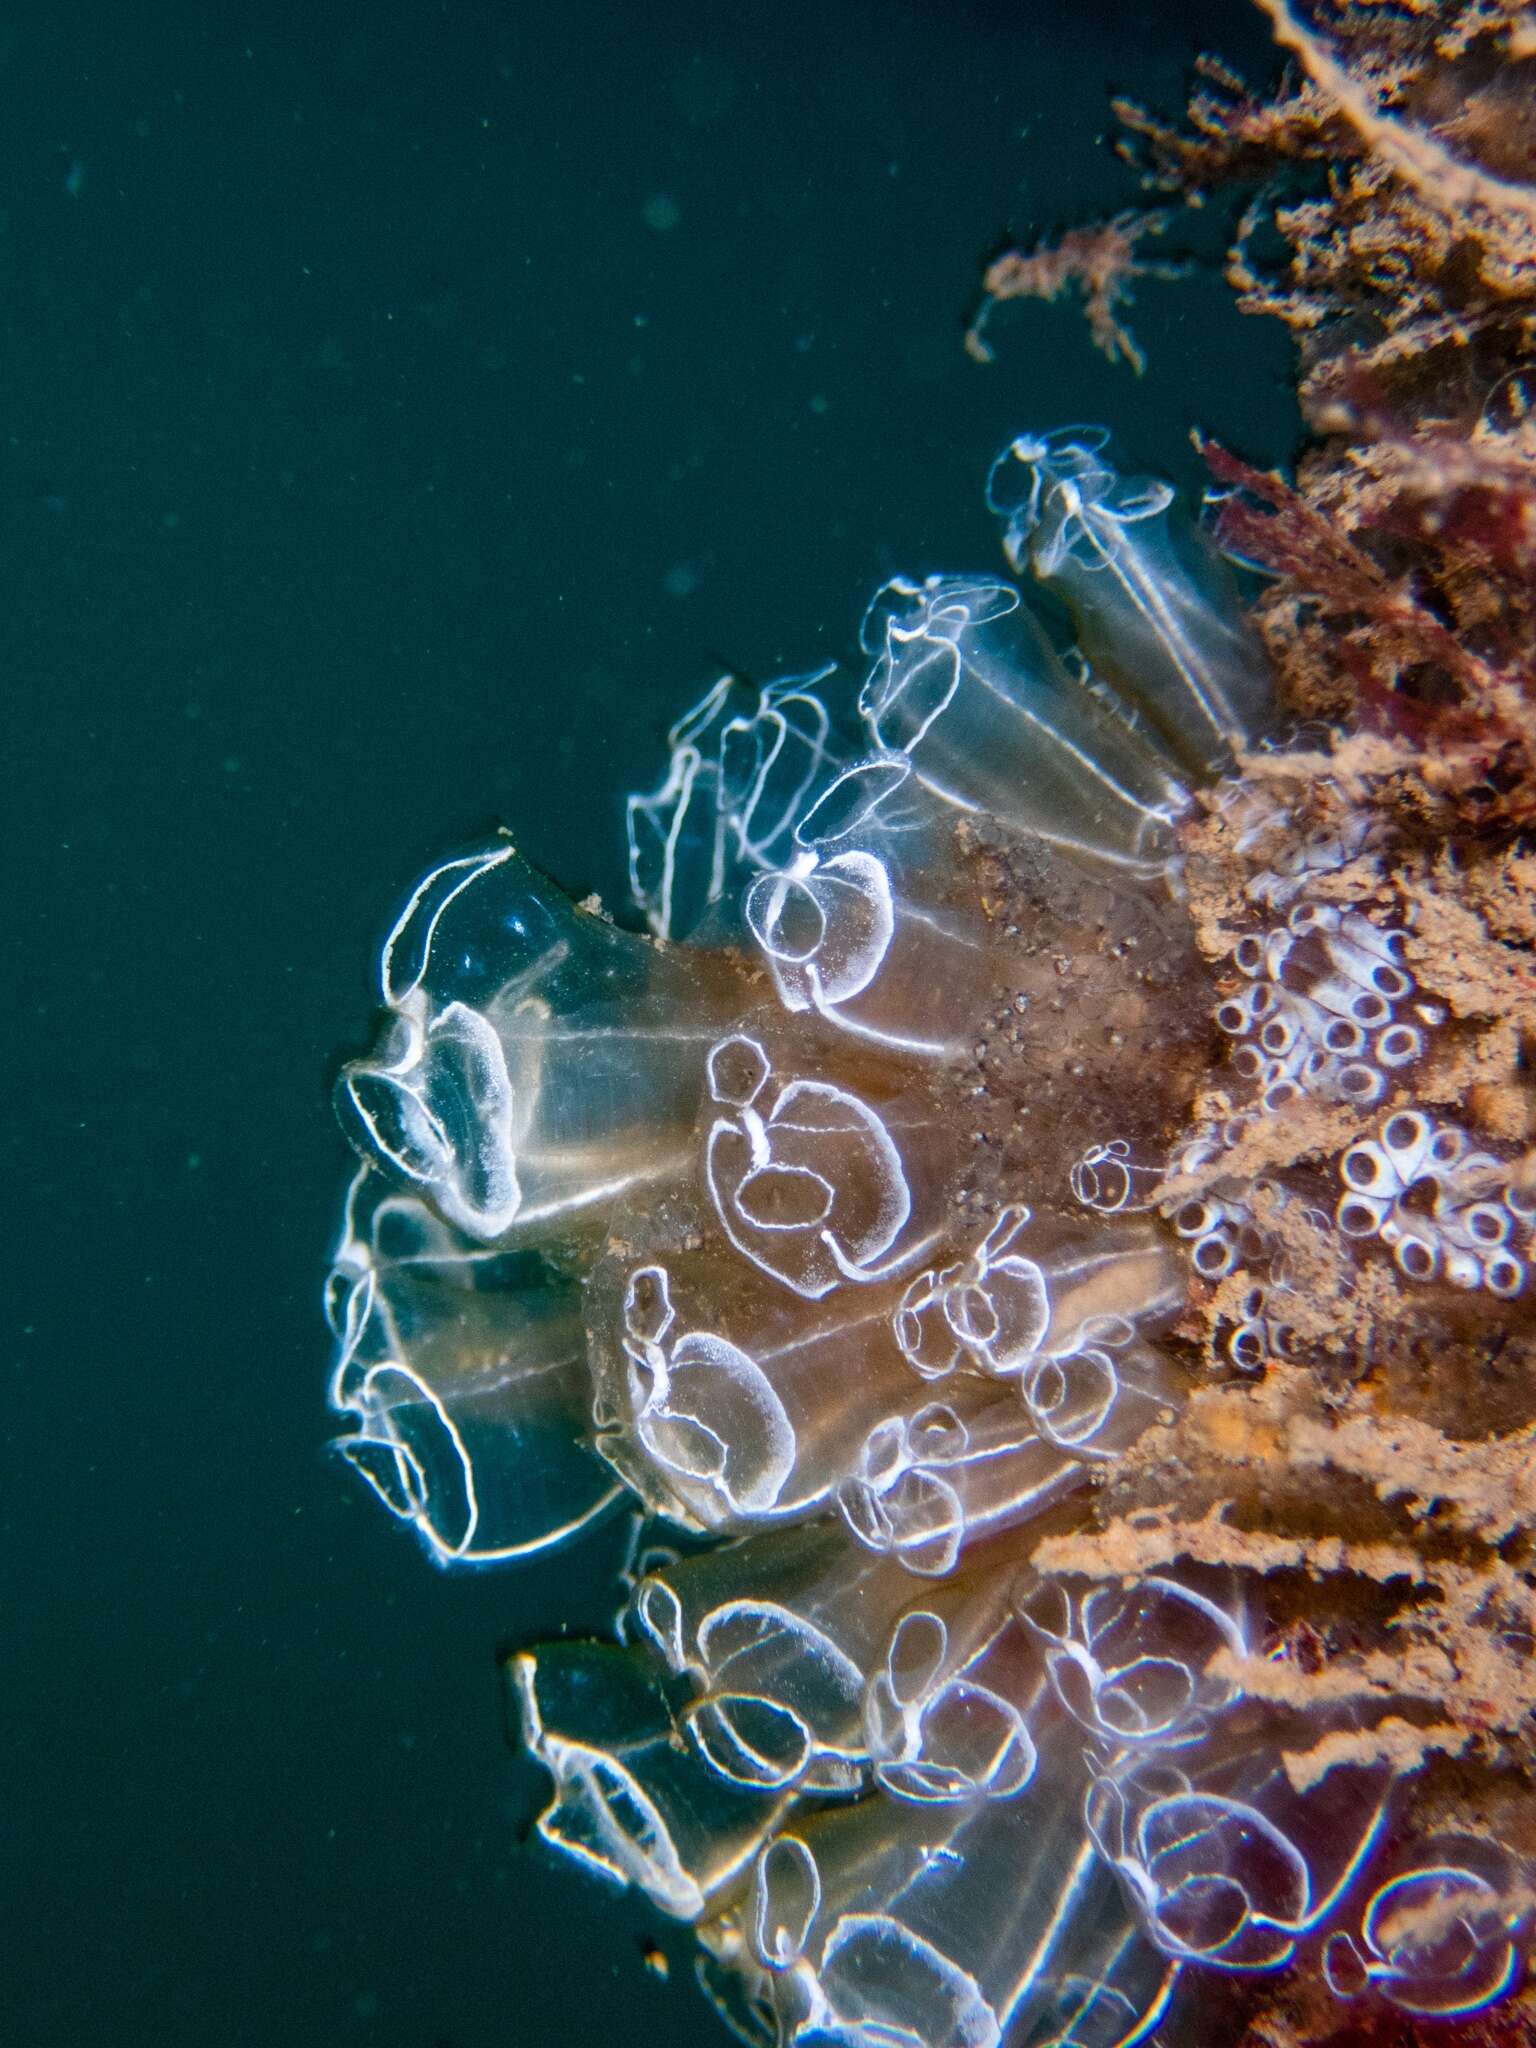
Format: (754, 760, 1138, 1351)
(973, 4, 1536, 2041)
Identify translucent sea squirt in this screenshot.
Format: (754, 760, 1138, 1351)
(326, 428, 1535, 2045)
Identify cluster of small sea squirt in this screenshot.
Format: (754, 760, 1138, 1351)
(325, 430, 1533, 2047)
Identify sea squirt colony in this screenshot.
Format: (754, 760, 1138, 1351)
(325, 429, 1533, 2046)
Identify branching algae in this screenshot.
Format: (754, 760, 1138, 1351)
(326, 7, 1536, 2042)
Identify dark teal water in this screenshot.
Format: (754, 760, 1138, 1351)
(4, 4, 1293, 2043)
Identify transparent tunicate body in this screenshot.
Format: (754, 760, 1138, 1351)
(987, 430, 1272, 779)
(857, 575, 1187, 874)
(326, 431, 1531, 2045)
(336, 843, 750, 1239)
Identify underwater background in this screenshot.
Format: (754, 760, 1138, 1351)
(3, 2, 1299, 2043)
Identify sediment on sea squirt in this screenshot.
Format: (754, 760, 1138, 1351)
(326, 428, 1535, 2044)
